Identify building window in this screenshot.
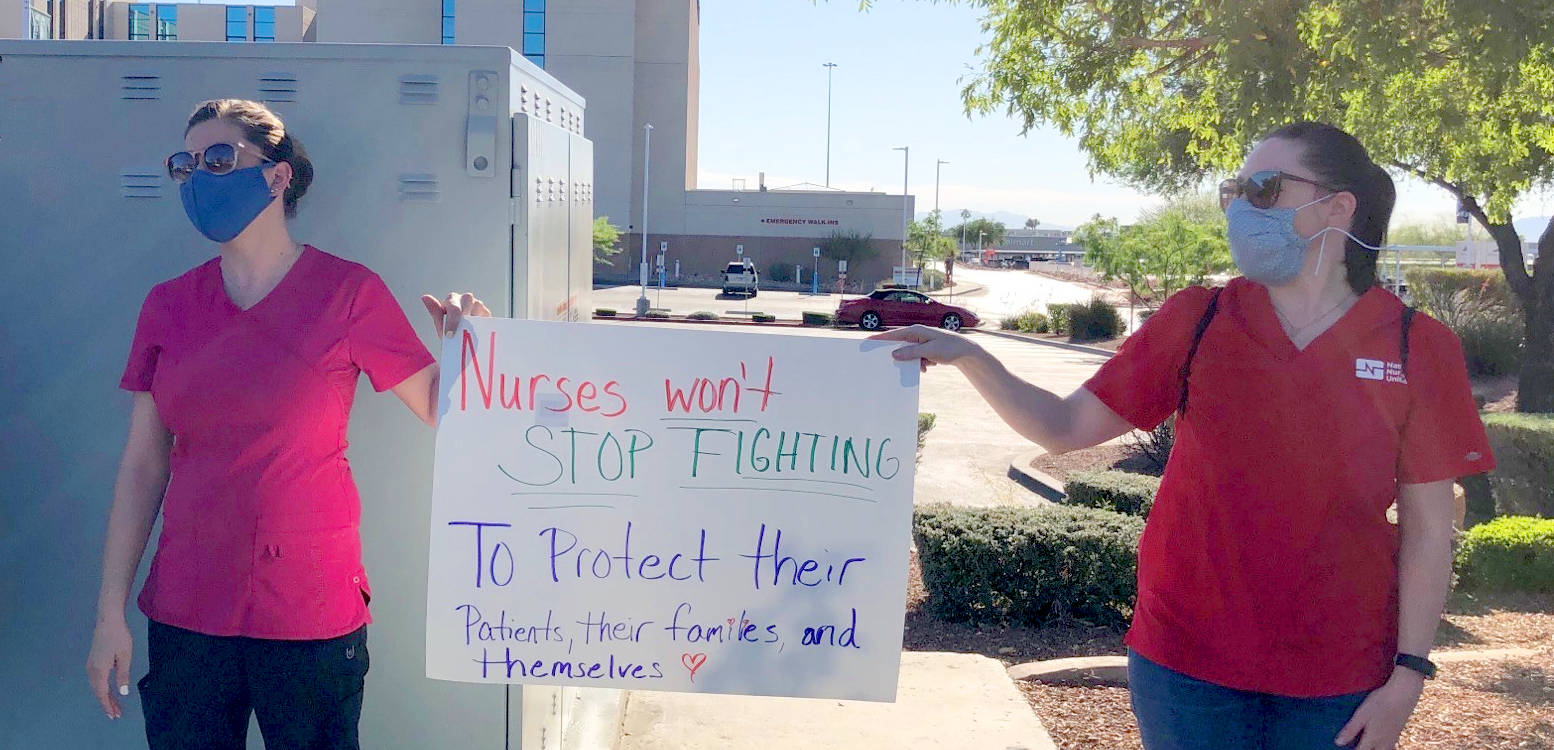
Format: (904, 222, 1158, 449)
(440, 0, 454, 44)
(226, 6, 248, 41)
(522, 0, 544, 67)
(128, 4, 151, 40)
(155, 5, 177, 40)
(253, 6, 275, 42)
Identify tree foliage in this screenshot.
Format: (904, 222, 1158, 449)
(592, 216, 622, 264)
(820, 230, 879, 265)
(947, 217, 1008, 248)
(909, 210, 959, 262)
(946, 0, 1554, 411)
(1075, 193, 1232, 304)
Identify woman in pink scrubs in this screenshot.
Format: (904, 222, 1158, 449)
(84, 99, 484, 749)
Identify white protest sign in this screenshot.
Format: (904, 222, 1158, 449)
(426, 319, 919, 701)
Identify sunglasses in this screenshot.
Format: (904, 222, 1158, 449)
(1219, 170, 1340, 211)
(166, 142, 273, 182)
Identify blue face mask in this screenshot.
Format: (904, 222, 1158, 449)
(1224, 195, 1333, 286)
(179, 165, 276, 243)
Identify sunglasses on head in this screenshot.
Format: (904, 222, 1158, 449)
(166, 142, 273, 182)
(1219, 169, 1340, 211)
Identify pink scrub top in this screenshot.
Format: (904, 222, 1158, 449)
(121, 246, 434, 639)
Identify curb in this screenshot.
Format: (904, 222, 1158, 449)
(971, 328, 1117, 358)
(1005, 646, 1546, 688)
(925, 282, 986, 298)
(1007, 449, 1066, 502)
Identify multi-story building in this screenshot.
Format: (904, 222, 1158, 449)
(6, 0, 911, 288)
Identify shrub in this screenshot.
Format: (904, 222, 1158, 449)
(1404, 268, 1522, 376)
(687, 311, 719, 321)
(1127, 419, 1175, 475)
(1482, 413, 1554, 518)
(751, 313, 776, 323)
(644, 310, 670, 319)
(802, 311, 835, 327)
(916, 413, 937, 453)
(594, 308, 616, 318)
(1064, 470, 1161, 516)
(1000, 316, 1021, 330)
(1138, 308, 1157, 323)
(1454, 516, 1554, 592)
(766, 262, 795, 283)
(913, 504, 1143, 626)
(1046, 303, 1074, 335)
(1069, 298, 1124, 341)
(920, 268, 947, 292)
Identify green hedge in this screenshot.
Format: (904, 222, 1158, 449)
(802, 311, 835, 326)
(687, 311, 719, 321)
(913, 504, 1143, 627)
(595, 308, 617, 318)
(1070, 298, 1124, 341)
(916, 413, 937, 452)
(921, 268, 947, 292)
(1065, 470, 1161, 516)
(1454, 516, 1554, 592)
(751, 313, 776, 323)
(644, 310, 670, 319)
(1403, 268, 1522, 376)
(1483, 413, 1554, 518)
(1000, 310, 1050, 333)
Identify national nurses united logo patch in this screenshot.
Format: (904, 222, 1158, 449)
(1355, 358, 1407, 384)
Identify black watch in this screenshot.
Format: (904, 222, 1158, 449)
(1395, 653, 1437, 680)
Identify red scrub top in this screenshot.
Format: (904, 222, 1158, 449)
(1085, 277, 1494, 697)
(121, 246, 434, 640)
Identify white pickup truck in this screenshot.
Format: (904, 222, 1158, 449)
(721, 259, 759, 297)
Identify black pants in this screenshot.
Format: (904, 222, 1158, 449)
(139, 620, 369, 750)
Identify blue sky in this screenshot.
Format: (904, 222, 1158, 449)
(696, 0, 1554, 230)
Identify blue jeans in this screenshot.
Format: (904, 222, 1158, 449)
(1128, 650, 1369, 750)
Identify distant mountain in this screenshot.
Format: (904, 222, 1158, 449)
(1515, 216, 1551, 240)
(916, 208, 1074, 232)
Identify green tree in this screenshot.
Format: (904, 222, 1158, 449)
(1389, 218, 1468, 247)
(1075, 194, 1232, 304)
(946, 217, 1008, 249)
(592, 216, 622, 265)
(820, 230, 879, 265)
(952, 0, 1554, 412)
(1025, 217, 1042, 229)
(909, 210, 959, 264)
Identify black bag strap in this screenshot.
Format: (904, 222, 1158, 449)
(1177, 287, 1224, 416)
(1400, 306, 1416, 376)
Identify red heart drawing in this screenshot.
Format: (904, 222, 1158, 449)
(681, 652, 708, 683)
(726, 618, 735, 626)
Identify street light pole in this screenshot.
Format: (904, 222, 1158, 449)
(935, 159, 948, 214)
(823, 62, 838, 187)
(636, 123, 653, 317)
(892, 146, 909, 272)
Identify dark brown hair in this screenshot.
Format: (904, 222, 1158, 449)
(185, 99, 313, 218)
(1263, 122, 1396, 295)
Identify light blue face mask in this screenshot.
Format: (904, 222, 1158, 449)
(1224, 195, 1334, 286)
(1225, 196, 1389, 286)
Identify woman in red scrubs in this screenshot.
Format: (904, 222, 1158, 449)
(879, 123, 1493, 750)
(84, 99, 484, 749)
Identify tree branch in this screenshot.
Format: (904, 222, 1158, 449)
(1388, 160, 1533, 297)
(1116, 35, 1218, 50)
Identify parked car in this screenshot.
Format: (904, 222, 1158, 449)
(721, 259, 759, 297)
(835, 288, 980, 331)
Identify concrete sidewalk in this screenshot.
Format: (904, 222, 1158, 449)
(617, 651, 1056, 749)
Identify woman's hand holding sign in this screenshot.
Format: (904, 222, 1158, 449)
(871, 325, 1132, 456)
(421, 291, 493, 339)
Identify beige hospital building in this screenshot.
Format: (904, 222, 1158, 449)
(6, 0, 913, 288)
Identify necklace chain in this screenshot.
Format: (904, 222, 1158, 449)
(1273, 293, 1354, 336)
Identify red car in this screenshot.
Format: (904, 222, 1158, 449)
(836, 288, 980, 331)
